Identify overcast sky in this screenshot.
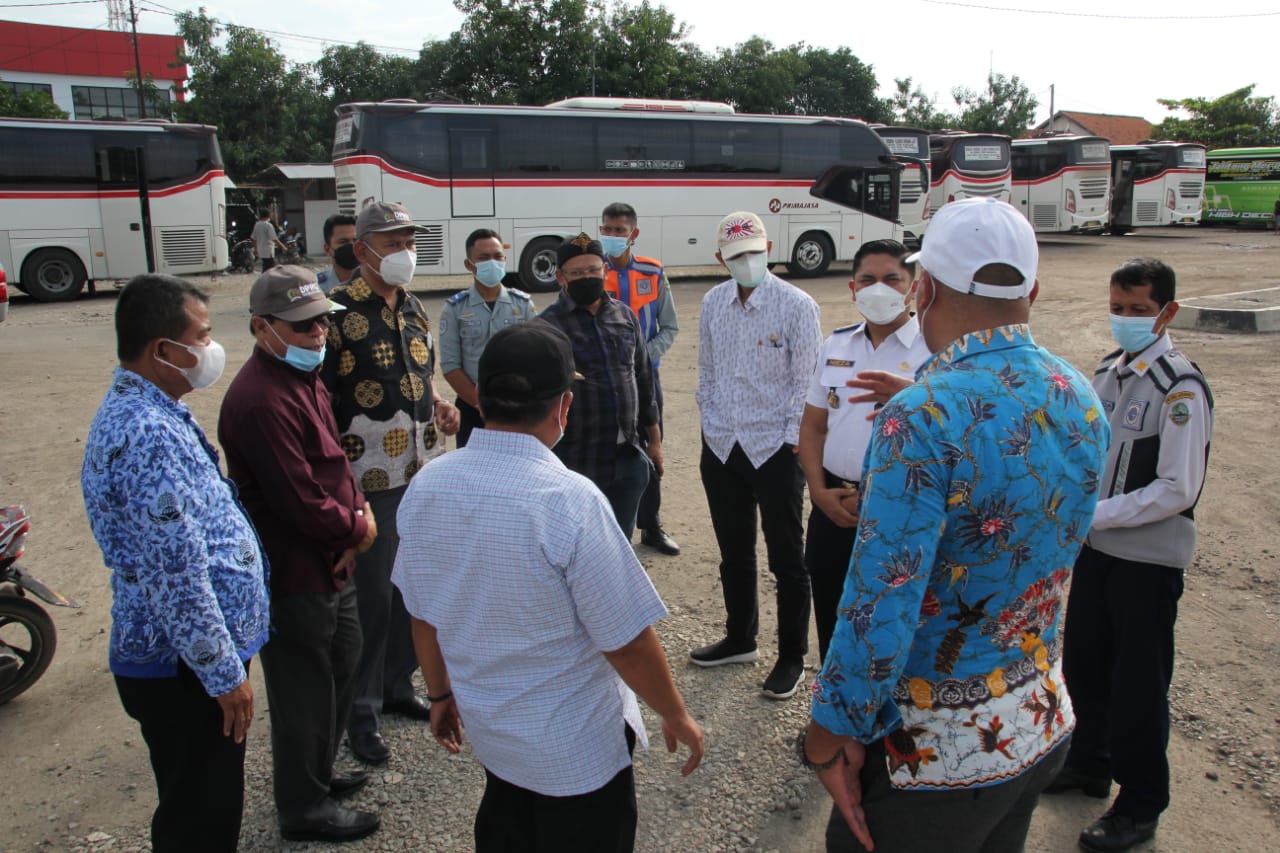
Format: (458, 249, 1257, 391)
(7, 0, 1277, 125)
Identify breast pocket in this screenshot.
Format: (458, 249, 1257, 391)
(459, 318, 485, 341)
(818, 366, 852, 389)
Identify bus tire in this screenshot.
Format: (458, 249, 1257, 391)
(518, 237, 562, 293)
(21, 248, 87, 302)
(788, 232, 833, 278)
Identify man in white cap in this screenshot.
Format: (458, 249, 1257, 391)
(690, 211, 822, 702)
(800, 198, 1109, 853)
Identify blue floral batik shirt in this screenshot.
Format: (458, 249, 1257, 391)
(811, 325, 1109, 790)
(81, 368, 269, 698)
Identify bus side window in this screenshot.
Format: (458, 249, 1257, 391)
(97, 147, 139, 186)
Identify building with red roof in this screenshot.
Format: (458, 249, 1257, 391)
(1030, 111, 1154, 145)
(0, 19, 186, 119)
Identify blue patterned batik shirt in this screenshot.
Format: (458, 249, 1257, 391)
(81, 368, 270, 698)
(811, 325, 1109, 790)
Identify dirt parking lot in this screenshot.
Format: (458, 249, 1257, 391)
(1, 228, 1277, 852)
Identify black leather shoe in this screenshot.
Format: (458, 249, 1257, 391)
(640, 527, 681, 555)
(329, 769, 369, 798)
(280, 798, 380, 843)
(1044, 765, 1112, 798)
(1078, 810, 1158, 852)
(348, 730, 390, 765)
(383, 695, 432, 721)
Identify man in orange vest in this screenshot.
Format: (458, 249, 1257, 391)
(601, 202, 681, 555)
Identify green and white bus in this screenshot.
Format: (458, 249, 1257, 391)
(1203, 147, 1280, 225)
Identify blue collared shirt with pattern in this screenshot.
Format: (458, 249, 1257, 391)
(811, 325, 1109, 790)
(81, 368, 270, 698)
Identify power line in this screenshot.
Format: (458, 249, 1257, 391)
(919, 0, 1280, 20)
(0, 1, 104, 7)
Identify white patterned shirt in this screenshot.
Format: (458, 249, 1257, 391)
(805, 317, 931, 481)
(696, 271, 822, 467)
(391, 428, 668, 796)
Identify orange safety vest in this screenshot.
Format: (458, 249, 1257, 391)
(604, 256, 661, 317)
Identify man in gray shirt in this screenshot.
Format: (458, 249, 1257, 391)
(252, 209, 286, 273)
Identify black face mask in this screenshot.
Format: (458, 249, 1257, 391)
(567, 277, 605, 306)
(333, 242, 358, 271)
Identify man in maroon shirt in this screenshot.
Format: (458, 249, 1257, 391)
(218, 266, 381, 843)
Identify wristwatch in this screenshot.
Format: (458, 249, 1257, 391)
(795, 729, 845, 772)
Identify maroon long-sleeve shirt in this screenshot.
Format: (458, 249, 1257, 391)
(218, 346, 369, 595)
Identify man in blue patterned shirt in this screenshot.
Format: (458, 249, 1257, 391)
(81, 275, 270, 853)
(801, 199, 1110, 852)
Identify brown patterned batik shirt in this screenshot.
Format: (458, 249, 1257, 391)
(322, 275, 442, 494)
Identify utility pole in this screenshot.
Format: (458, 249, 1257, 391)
(128, 0, 146, 118)
(1049, 84, 1055, 128)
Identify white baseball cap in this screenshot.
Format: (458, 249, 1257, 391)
(717, 211, 768, 259)
(906, 197, 1038, 299)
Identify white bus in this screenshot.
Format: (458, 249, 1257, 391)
(1010, 135, 1111, 234)
(929, 132, 1012, 215)
(1108, 142, 1206, 234)
(331, 98, 912, 289)
(0, 118, 229, 302)
(871, 125, 931, 246)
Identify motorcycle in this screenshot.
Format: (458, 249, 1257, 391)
(229, 237, 256, 274)
(0, 506, 78, 705)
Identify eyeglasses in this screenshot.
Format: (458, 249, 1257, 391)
(270, 314, 333, 333)
(561, 266, 605, 280)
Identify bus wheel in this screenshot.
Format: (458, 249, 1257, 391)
(789, 232, 832, 278)
(22, 249, 87, 302)
(518, 238, 562, 293)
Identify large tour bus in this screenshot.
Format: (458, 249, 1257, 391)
(332, 98, 915, 289)
(1108, 142, 1205, 234)
(871, 125, 931, 246)
(928, 132, 1012, 217)
(1010, 135, 1111, 234)
(1202, 147, 1280, 226)
(0, 118, 228, 302)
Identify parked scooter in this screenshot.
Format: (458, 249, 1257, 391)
(229, 237, 256, 274)
(0, 506, 78, 705)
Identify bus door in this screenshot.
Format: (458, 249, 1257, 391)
(1109, 156, 1136, 233)
(95, 143, 150, 277)
(449, 128, 495, 217)
(809, 161, 904, 242)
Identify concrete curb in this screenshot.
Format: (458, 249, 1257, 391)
(1171, 287, 1280, 334)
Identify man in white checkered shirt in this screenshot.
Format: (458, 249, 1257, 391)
(392, 322, 703, 851)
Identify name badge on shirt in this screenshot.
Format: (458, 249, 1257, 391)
(826, 359, 853, 367)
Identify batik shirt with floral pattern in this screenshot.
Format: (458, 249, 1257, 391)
(322, 275, 442, 494)
(811, 325, 1109, 790)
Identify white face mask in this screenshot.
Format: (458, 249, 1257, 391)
(855, 282, 909, 326)
(156, 339, 226, 390)
(725, 252, 768, 288)
(368, 246, 416, 286)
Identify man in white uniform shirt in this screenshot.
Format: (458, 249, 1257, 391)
(691, 211, 823, 701)
(798, 239, 932, 664)
(392, 323, 703, 852)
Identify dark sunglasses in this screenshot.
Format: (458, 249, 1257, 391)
(270, 314, 333, 333)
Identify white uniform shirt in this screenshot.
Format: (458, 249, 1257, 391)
(1090, 334, 1212, 531)
(805, 316, 931, 481)
(696, 271, 822, 468)
(391, 429, 668, 797)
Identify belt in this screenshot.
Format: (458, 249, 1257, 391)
(823, 469, 858, 490)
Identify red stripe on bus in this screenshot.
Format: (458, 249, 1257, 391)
(1011, 164, 1111, 187)
(930, 169, 1011, 187)
(335, 155, 814, 188)
(1134, 168, 1205, 186)
(0, 170, 225, 200)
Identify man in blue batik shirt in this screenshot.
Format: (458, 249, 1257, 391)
(81, 275, 270, 853)
(800, 198, 1110, 853)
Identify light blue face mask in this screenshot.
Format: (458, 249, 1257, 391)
(267, 321, 326, 372)
(1109, 310, 1165, 354)
(474, 259, 506, 287)
(600, 235, 631, 258)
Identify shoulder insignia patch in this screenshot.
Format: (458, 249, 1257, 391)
(1166, 390, 1196, 404)
(509, 288, 531, 300)
(1169, 402, 1191, 426)
(447, 291, 468, 304)
(833, 322, 863, 334)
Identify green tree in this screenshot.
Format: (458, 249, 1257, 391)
(950, 72, 1037, 137)
(174, 8, 329, 178)
(0, 78, 67, 119)
(590, 0, 705, 99)
(704, 37, 803, 114)
(1152, 85, 1280, 147)
(887, 77, 949, 129)
(786, 45, 887, 121)
(317, 42, 420, 104)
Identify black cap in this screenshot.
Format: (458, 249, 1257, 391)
(478, 323, 580, 403)
(556, 232, 605, 267)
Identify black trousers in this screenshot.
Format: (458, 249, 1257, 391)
(636, 372, 664, 531)
(474, 726, 637, 852)
(348, 484, 420, 736)
(700, 440, 810, 661)
(260, 257, 276, 272)
(1062, 544, 1184, 822)
(115, 661, 250, 853)
(260, 584, 362, 821)
(804, 471, 860, 664)
(826, 739, 1067, 853)
(455, 398, 484, 448)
